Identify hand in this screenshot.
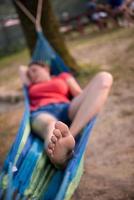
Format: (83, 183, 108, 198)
(19, 65, 28, 73)
(19, 65, 31, 86)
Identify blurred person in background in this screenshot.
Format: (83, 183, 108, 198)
(86, 0, 108, 30)
(106, 0, 127, 26)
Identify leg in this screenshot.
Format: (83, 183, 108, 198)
(69, 72, 113, 137)
(31, 113, 58, 147)
(31, 113, 75, 168)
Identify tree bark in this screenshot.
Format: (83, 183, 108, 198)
(13, 0, 77, 71)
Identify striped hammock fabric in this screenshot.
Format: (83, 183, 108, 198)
(0, 31, 96, 200)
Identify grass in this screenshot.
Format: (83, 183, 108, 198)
(76, 63, 100, 86)
(67, 27, 134, 50)
(0, 48, 29, 69)
(69, 27, 134, 85)
(0, 49, 29, 91)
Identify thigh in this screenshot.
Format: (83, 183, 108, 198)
(68, 93, 84, 120)
(68, 79, 94, 120)
(69, 72, 112, 120)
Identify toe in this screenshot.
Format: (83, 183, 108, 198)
(47, 149, 53, 157)
(53, 129, 62, 139)
(47, 148, 53, 155)
(48, 142, 55, 150)
(55, 121, 69, 137)
(51, 135, 57, 143)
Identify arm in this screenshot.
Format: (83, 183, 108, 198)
(66, 76, 82, 97)
(19, 65, 31, 86)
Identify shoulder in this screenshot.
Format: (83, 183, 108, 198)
(58, 72, 72, 80)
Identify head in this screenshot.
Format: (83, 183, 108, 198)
(28, 61, 51, 84)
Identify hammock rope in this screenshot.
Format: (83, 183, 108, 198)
(36, 0, 43, 31)
(15, 0, 43, 31)
(15, 0, 36, 24)
(15, 0, 70, 72)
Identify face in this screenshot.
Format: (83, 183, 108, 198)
(28, 64, 50, 84)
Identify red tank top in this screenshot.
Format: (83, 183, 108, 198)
(29, 72, 71, 111)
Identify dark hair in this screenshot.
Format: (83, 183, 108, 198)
(28, 61, 49, 68)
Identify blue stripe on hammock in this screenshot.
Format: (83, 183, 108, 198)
(3, 88, 30, 172)
(0, 30, 97, 200)
(13, 138, 44, 194)
(32, 31, 70, 75)
(15, 134, 34, 171)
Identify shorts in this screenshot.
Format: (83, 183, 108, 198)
(31, 103, 71, 126)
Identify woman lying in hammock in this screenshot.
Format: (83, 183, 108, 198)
(20, 61, 113, 168)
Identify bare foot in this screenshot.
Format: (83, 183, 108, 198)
(46, 121, 75, 168)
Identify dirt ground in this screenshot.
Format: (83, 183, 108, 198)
(73, 79, 134, 200)
(0, 28, 134, 200)
(71, 28, 134, 200)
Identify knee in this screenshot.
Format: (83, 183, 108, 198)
(31, 114, 57, 134)
(96, 71, 113, 89)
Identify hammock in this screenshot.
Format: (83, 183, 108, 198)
(0, 1, 96, 199)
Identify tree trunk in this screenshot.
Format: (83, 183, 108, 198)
(13, 0, 77, 71)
